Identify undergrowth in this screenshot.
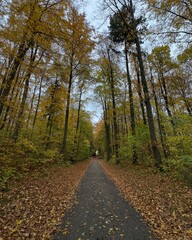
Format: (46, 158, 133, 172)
(0, 139, 70, 191)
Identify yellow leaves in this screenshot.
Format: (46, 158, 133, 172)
(177, 45, 192, 64)
(100, 161, 192, 240)
(63, 6, 94, 59)
(16, 219, 23, 225)
(172, 209, 177, 220)
(186, 229, 192, 236)
(63, 229, 69, 235)
(1, 161, 90, 239)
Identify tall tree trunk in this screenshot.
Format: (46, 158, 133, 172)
(150, 67, 168, 159)
(71, 86, 83, 162)
(61, 62, 73, 154)
(7, 76, 25, 137)
(133, 54, 147, 125)
(46, 114, 53, 149)
(123, 107, 128, 135)
(0, 40, 32, 117)
(125, 44, 138, 164)
(12, 45, 38, 141)
(107, 48, 119, 164)
(130, 0, 162, 169)
(45, 78, 58, 148)
(0, 65, 22, 130)
(30, 73, 44, 139)
(104, 100, 112, 161)
(159, 73, 175, 127)
(26, 78, 38, 129)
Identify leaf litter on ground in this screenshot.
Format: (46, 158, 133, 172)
(0, 160, 90, 239)
(100, 160, 192, 240)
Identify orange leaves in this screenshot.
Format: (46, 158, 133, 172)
(0, 161, 90, 239)
(100, 161, 192, 240)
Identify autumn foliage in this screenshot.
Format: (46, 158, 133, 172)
(0, 0, 192, 239)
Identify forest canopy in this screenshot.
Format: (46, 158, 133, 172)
(0, 0, 192, 187)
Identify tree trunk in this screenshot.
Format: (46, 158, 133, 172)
(130, 0, 162, 169)
(0, 40, 32, 117)
(7, 75, 25, 137)
(159, 72, 175, 127)
(71, 86, 83, 162)
(0, 65, 22, 130)
(133, 54, 147, 125)
(12, 45, 38, 141)
(150, 67, 168, 159)
(125, 44, 138, 164)
(30, 73, 44, 139)
(107, 48, 119, 164)
(104, 100, 112, 161)
(26, 78, 38, 129)
(45, 78, 58, 149)
(61, 64, 73, 154)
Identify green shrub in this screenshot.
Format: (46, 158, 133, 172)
(17, 139, 39, 156)
(0, 167, 16, 191)
(164, 155, 192, 186)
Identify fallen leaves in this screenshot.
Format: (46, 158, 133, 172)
(100, 161, 192, 240)
(0, 161, 90, 239)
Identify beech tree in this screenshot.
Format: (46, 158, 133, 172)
(0, 1, 95, 165)
(109, 7, 142, 164)
(0, 0, 70, 117)
(60, 7, 95, 155)
(102, 0, 162, 169)
(147, 0, 192, 42)
(94, 61, 112, 162)
(148, 45, 178, 128)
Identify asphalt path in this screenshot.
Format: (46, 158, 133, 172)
(52, 159, 156, 240)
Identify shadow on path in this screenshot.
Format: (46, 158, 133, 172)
(52, 159, 156, 240)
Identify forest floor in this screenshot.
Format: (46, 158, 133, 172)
(100, 160, 192, 240)
(0, 160, 90, 239)
(0, 158, 192, 240)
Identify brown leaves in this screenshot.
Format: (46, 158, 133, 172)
(100, 161, 192, 240)
(0, 161, 90, 239)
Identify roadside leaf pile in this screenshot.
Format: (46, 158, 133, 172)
(100, 161, 192, 240)
(0, 161, 90, 239)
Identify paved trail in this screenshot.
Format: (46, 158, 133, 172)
(52, 159, 155, 240)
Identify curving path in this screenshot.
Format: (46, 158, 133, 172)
(52, 159, 156, 240)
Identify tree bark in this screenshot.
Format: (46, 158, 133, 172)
(133, 54, 147, 125)
(61, 62, 73, 154)
(104, 100, 112, 161)
(159, 72, 175, 127)
(150, 67, 168, 159)
(0, 40, 32, 117)
(71, 86, 83, 162)
(45, 78, 58, 149)
(26, 78, 38, 129)
(130, 0, 162, 169)
(0, 65, 22, 130)
(12, 45, 38, 141)
(30, 73, 44, 139)
(107, 48, 119, 164)
(125, 43, 138, 164)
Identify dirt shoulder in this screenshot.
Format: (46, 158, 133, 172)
(100, 160, 192, 240)
(0, 160, 90, 239)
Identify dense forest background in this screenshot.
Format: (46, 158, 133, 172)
(0, 0, 191, 188)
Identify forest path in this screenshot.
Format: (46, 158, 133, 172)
(52, 159, 155, 240)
